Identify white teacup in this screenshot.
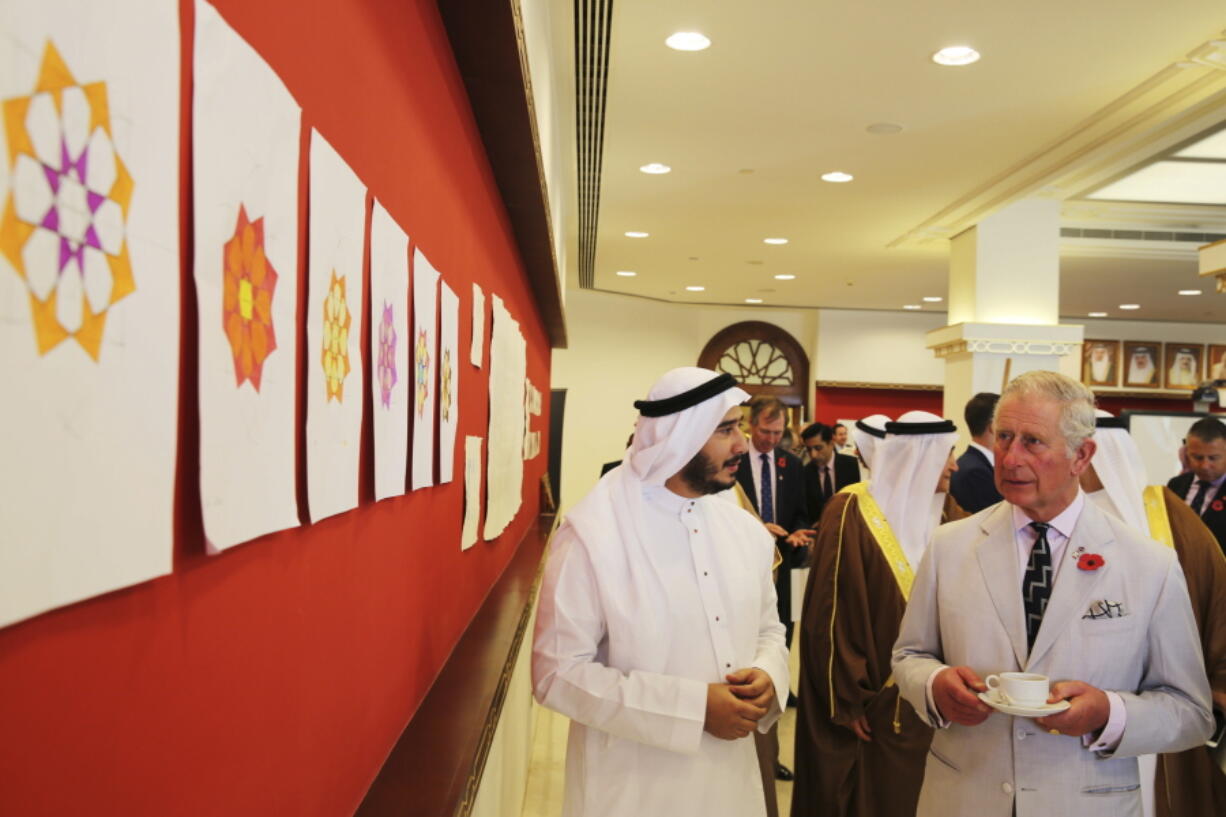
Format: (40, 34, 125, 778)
(985, 672, 1050, 706)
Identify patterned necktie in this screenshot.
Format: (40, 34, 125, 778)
(1022, 522, 1054, 650)
(759, 452, 774, 524)
(1190, 480, 1211, 515)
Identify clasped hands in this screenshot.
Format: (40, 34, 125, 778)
(932, 666, 1110, 737)
(704, 668, 776, 740)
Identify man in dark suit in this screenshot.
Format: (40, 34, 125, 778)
(735, 397, 811, 647)
(1169, 416, 1226, 555)
(800, 422, 860, 525)
(949, 392, 1003, 513)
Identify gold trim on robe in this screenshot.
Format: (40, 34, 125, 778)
(840, 482, 915, 601)
(1143, 484, 1175, 549)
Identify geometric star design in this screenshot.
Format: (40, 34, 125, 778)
(320, 270, 351, 402)
(415, 328, 431, 417)
(222, 204, 278, 390)
(440, 346, 453, 422)
(376, 300, 397, 409)
(0, 41, 135, 360)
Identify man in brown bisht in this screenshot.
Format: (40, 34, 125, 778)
(792, 410, 964, 817)
(1079, 410, 1226, 817)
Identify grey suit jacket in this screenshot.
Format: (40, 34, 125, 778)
(892, 500, 1213, 817)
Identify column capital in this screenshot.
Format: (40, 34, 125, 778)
(926, 322, 1084, 359)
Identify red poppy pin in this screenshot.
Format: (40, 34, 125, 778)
(777, 456, 787, 469)
(1213, 499, 1224, 513)
(1077, 553, 1105, 571)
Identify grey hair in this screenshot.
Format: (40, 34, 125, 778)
(997, 370, 1096, 454)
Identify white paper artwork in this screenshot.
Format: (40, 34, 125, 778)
(194, 0, 301, 551)
(470, 283, 485, 367)
(306, 130, 365, 522)
(370, 200, 409, 501)
(437, 281, 459, 484)
(523, 381, 542, 460)
(0, 1, 179, 626)
(411, 248, 440, 490)
(485, 295, 527, 538)
(462, 436, 484, 550)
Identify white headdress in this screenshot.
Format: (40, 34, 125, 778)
(869, 410, 958, 569)
(1087, 409, 1148, 533)
(851, 414, 891, 473)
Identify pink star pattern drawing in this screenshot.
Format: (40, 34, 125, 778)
(377, 300, 397, 409)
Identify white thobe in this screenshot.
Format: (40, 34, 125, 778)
(533, 484, 789, 817)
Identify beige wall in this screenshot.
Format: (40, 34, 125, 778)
(816, 309, 947, 385)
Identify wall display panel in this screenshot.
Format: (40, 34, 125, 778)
(411, 246, 440, 490)
(370, 199, 410, 501)
(438, 280, 459, 483)
(306, 128, 366, 522)
(0, 1, 554, 814)
(486, 294, 526, 538)
(193, 0, 301, 551)
(0, 0, 179, 626)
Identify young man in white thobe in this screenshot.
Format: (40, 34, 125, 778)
(532, 367, 790, 817)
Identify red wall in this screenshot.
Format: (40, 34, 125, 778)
(0, 2, 551, 815)
(813, 386, 944, 423)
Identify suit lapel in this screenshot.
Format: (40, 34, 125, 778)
(975, 504, 1028, 670)
(1026, 501, 1114, 668)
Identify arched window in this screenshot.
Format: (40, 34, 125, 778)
(698, 321, 810, 415)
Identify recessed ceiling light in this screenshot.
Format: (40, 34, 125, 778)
(665, 31, 711, 51)
(866, 123, 903, 135)
(821, 171, 854, 183)
(615, 270, 636, 277)
(639, 162, 671, 174)
(774, 274, 796, 280)
(1179, 289, 1203, 295)
(1119, 304, 1141, 310)
(624, 231, 649, 238)
(1088, 312, 1108, 317)
(932, 45, 980, 66)
(922, 296, 943, 302)
(763, 237, 789, 245)
(685, 285, 705, 292)
(903, 304, 922, 310)
(745, 298, 763, 304)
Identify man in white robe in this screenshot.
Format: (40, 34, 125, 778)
(532, 367, 790, 817)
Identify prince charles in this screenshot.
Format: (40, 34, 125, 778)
(892, 370, 1212, 817)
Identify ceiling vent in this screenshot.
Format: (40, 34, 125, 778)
(575, 0, 614, 289)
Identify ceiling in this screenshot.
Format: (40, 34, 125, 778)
(578, 1, 1226, 323)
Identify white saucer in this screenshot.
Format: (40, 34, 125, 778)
(978, 690, 1070, 718)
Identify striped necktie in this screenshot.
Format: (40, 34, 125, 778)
(1023, 522, 1054, 650)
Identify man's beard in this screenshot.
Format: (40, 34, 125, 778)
(678, 449, 738, 496)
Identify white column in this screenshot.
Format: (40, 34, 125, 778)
(929, 199, 1084, 438)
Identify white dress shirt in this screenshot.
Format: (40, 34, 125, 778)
(533, 484, 789, 816)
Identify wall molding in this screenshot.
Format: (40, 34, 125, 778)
(930, 338, 1080, 358)
(815, 380, 943, 392)
(357, 515, 555, 817)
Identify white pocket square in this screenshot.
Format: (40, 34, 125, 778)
(1083, 600, 1127, 619)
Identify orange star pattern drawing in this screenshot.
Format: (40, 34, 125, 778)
(440, 347, 453, 422)
(321, 270, 351, 402)
(1, 41, 136, 359)
(222, 204, 278, 390)
(415, 329, 431, 417)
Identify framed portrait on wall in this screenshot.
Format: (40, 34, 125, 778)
(1163, 344, 1204, 390)
(1122, 342, 1162, 388)
(1209, 344, 1226, 381)
(1081, 340, 1120, 387)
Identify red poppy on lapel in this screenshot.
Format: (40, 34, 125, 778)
(1077, 553, 1105, 571)
(777, 456, 787, 469)
(1212, 499, 1224, 513)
